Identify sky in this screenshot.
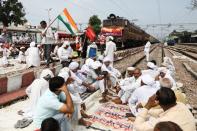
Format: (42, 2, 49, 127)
(19, 0, 197, 39)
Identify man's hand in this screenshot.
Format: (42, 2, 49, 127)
(145, 94, 159, 110)
(155, 75, 160, 81)
(59, 84, 68, 93)
(96, 76, 104, 80)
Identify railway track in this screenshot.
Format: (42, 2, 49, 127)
(165, 46, 197, 61)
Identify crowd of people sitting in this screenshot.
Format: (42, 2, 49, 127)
(14, 41, 196, 131)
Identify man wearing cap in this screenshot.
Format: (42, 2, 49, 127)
(57, 41, 73, 67)
(112, 67, 136, 104)
(156, 67, 176, 89)
(58, 67, 92, 127)
(0, 43, 10, 67)
(17, 47, 26, 64)
(144, 41, 151, 62)
(25, 42, 41, 68)
(128, 74, 160, 116)
(142, 62, 159, 79)
(87, 61, 105, 93)
(68, 61, 95, 93)
(22, 69, 54, 118)
(104, 36, 116, 65)
(101, 57, 121, 88)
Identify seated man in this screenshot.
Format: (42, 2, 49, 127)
(133, 87, 196, 131)
(128, 74, 160, 116)
(33, 76, 75, 131)
(142, 61, 159, 79)
(58, 69, 92, 126)
(41, 118, 60, 131)
(101, 57, 121, 88)
(112, 67, 136, 104)
(156, 67, 176, 89)
(57, 41, 73, 67)
(154, 121, 183, 131)
(69, 61, 94, 93)
(159, 78, 186, 104)
(22, 69, 54, 118)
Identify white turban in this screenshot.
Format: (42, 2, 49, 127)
(30, 42, 36, 47)
(147, 62, 156, 69)
(20, 46, 25, 50)
(85, 58, 94, 67)
(103, 57, 111, 63)
(59, 67, 70, 74)
(91, 61, 101, 69)
(158, 67, 168, 74)
(141, 74, 155, 86)
(58, 72, 69, 82)
(98, 55, 104, 61)
(40, 69, 54, 79)
(127, 67, 135, 71)
(69, 61, 79, 70)
(62, 41, 70, 47)
(109, 36, 114, 41)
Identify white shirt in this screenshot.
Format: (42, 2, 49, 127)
(144, 41, 151, 52)
(25, 47, 40, 68)
(101, 64, 121, 78)
(104, 41, 116, 61)
(41, 27, 54, 44)
(142, 69, 159, 79)
(134, 103, 196, 131)
(129, 84, 159, 105)
(57, 47, 72, 62)
(17, 51, 26, 62)
(25, 78, 49, 118)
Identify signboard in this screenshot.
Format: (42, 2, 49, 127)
(101, 27, 123, 36)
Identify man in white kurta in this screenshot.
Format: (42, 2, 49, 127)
(128, 74, 160, 116)
(69, 61, 94, 93)
(144, 41, 151, 61)
(87, 61, 105, 93)
(112, 67, 136, 104)
(25, 42, 40, 68)
(104, 36, 116, 65)
(101, 57, 121, 88)
(142, 62, 159, 79)
(57, 41, 73, 67)
(0, 43, 9, 67)
(24, 69, 54, 118)
(157, 67, 176, 89)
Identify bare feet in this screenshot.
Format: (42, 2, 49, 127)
(112, 98, 122, 104)
(81, 103, 86, 111)
(99, 95, 111, 103)
(128, 117, 136, 122)
(78, 118, 92, 127)
(81, 110, 92, 119)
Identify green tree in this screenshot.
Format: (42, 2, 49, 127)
(0, 0, 26, 27)
(88, 15, 102, 35)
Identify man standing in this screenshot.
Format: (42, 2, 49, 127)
(40, 21, 54, 66)
(144, 41, 151, 62)
(104, 36, 116, 65)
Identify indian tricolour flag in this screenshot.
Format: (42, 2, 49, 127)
(58, 8, 78, 35)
